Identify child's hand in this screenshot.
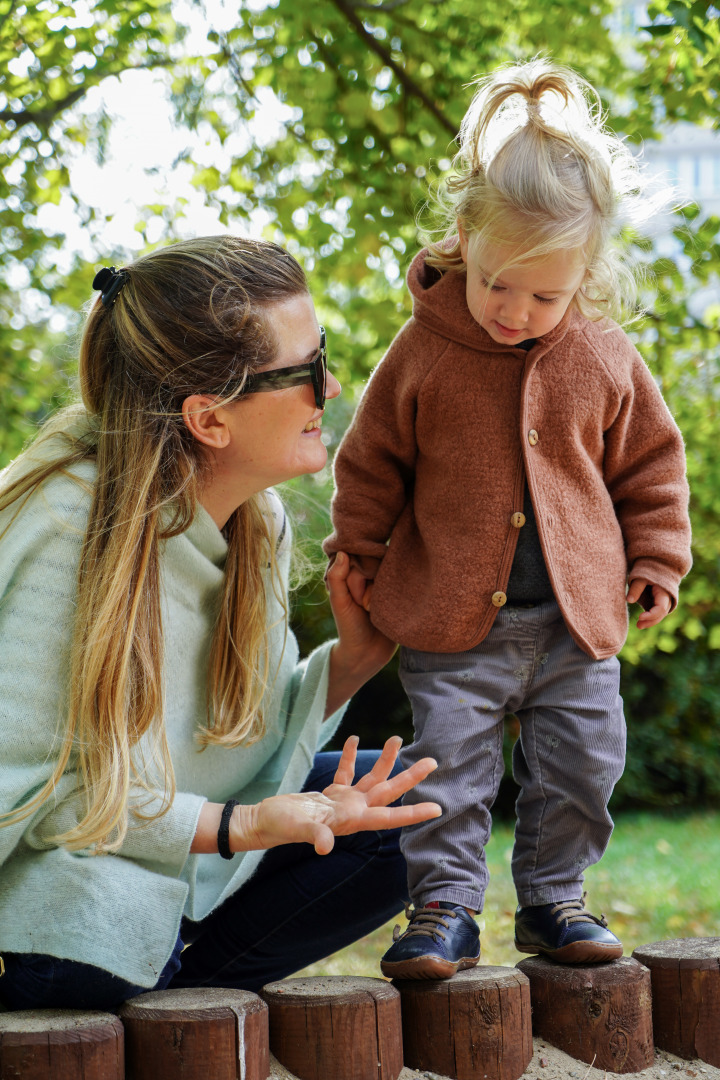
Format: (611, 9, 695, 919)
(345, 555, 381, 612)
(627, 578, 672, 628)
(347, 567, 371, 610)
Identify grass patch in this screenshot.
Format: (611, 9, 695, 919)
(297, 811, 720, 978)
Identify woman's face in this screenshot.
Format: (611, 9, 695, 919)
(201, 293, 341, 525)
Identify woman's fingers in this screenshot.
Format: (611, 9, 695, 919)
(350, 736, 403, 793)
(363, 755, 438, 807)
(329, 800, 442, 838)
(330, 737, 437, 806)
(369, 801, 442, 830)
(326, 552, 352, 606)
(310, 822, 336, 855)
(332, 735, 359, 787)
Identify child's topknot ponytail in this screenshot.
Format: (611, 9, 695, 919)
(422, 58, 677, 323)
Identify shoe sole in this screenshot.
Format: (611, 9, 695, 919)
(514, 938, 623, 964)
(380, 953, 480, 980)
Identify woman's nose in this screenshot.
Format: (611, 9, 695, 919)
(325, 372, 342, 401)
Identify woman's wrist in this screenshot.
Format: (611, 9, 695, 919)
(190, 801, 225, 854)
(325, 641, 383, 718)
(228, 801, 263, 852)
(190, 799, 262, 854)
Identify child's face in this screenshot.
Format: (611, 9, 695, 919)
(458, 230, 587, 345)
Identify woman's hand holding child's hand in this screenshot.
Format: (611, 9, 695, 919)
(347, 566, 373, 611)
(324, 551, 395, 716)
(627, 578, 672, 629)
(232, 736, 440, 855)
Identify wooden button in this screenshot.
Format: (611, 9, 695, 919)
(528, 429, 539, 446)
(492, 591, 507, 607)
(511, 512, 526, 528)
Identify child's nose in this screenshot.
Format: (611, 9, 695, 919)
(499, 294, 529, 324)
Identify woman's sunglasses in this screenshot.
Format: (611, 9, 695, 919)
(240, 327, 328, 409)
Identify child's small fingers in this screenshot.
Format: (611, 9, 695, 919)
(347, 570, 368, 606)
(637, 603, 666, 628)
(626, 578, 646, 604)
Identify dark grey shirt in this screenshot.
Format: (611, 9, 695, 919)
(506, 483, 554, 604)
(505, 338, 554, 605)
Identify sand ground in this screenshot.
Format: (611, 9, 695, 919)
(268, 1037, 720, 1080)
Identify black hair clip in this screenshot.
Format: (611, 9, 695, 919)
(93, 266, 129, 307)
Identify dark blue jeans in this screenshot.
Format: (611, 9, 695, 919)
(0, 752, 407, 1010)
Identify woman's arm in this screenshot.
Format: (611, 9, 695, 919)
(190, 735, 440, 855)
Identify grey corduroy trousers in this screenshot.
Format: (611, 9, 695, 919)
(398, 600, 626, 912)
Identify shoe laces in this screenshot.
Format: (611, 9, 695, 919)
(549, 894, 608, 929)
(391, 902, 459, 944)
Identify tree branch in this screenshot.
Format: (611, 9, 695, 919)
(0, 87, 87, 130)
(216, 34, 262, 108)
(0, 59, 174, 132)
(327, 0, 457, 137)
(352, 0, 412, 10)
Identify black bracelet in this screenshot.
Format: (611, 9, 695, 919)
(218, 799, 239, 860)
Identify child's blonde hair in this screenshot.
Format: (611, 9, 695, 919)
(0, 235, 307, 852)
(424, 58, 670, 321)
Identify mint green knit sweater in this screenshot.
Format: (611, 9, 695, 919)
(0, 446, 344, 987)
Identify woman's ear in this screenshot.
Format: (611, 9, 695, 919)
(182, 395, 231, 449)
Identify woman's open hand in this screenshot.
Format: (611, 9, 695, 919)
(231, 736, 440, 855)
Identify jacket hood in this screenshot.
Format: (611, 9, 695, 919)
(407, 248, 582, 354)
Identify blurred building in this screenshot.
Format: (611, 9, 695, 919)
(608, 1, 720, 311)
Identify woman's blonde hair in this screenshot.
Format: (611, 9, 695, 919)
(0, 235, 308, 851)
(424, 58, 671, 321)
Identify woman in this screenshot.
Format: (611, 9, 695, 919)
(0, 236, 439, 1011)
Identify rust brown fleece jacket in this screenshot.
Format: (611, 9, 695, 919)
(324, 252, 692, 659)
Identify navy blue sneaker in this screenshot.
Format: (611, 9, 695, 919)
(515, 897, 623, 964)
(380, 902, 481, 980)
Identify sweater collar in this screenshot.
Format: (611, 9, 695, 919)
(407, 249, 581, 354)
(182, 503, 229, 568)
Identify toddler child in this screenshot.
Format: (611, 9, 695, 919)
(324, 59, 692, 978)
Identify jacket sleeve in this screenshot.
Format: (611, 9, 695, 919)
(602, 344, 692, 606)
(324, 323, 426, 563)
